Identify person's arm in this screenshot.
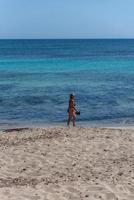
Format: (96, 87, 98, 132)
(73, 101, 77, 111)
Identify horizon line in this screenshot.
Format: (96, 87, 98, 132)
(0, 38, 134, 40)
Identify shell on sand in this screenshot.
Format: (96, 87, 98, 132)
(0, 127, 134, 200)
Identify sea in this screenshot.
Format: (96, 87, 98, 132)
(0, 39, 134, 129)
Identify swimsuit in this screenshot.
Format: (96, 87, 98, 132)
(68, 99, 76, 117)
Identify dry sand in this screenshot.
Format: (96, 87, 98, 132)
(0, 127, 133, 200)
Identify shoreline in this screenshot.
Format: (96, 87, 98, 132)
(1, 121, 134, 131)
(1, 115, 134, 131)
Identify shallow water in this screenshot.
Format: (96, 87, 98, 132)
(0, 39, 134, 128)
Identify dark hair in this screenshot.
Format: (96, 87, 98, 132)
(70, 93, 74, 98)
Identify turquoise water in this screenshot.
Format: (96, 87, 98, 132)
(0, 39, 134, 128)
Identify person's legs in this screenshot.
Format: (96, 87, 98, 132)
(67, 115, 71, 126)
(68, 112, 76, 127)
(73, 115, 76, 127)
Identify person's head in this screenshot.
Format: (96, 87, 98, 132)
(70, 93, 75, 99)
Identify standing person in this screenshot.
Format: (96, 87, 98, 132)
(67, 94, 76, 127)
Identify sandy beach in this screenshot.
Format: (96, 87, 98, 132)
(0, 127, 133, 200)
